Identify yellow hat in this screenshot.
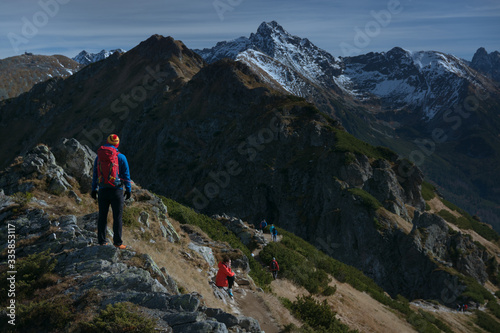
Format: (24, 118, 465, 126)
(107, 134, 120, 147)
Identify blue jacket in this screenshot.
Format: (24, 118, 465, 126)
(92, 144, 131, 191)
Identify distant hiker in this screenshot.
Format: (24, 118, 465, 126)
(270, 224, 278, 242)
(91, 134, 131, 249)
(270, 257, 280, 280)
(259, 219, 267, 231)
(216, 257, 235, 297)
(464, 304, 468, 312)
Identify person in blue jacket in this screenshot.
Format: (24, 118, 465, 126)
(91, 134, 131, 249)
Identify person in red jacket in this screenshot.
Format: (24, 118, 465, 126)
(216, 257, 235, 297)
(270, 257, 280, 280)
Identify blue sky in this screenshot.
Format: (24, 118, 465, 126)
(1, 0, 499, 60)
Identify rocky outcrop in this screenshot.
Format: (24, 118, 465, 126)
(52, 138, 96, 193)
(470, 47, 500, 83)
(0, 142, 262, 332)
(0, 144, 74, 195)
(0, 205, 260, 332)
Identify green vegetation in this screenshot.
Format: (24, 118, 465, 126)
(0, 250, 57, 304)
(122, 206, 143, 228)
(417, 309, 454, 333)
(421, 182, 436, 201)
(79, 302, 156, 333)
(263, 228, 457, 333)
(441, 199, 500, 242)
(348, 188, 382, 211)
(475, 310, 500, 333)
(460, 275, 495, 304)
(486, 300, 500, 320)
(261, 242, 332, 294)
(162, 197, 272, 286)
(17, 295, 75, 332)
(437, 203, 500, 242)
(283, 296, 358, 333)
(333, 128, 397, 161)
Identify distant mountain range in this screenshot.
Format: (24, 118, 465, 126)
(72, 49, 126, 66)
(195, 21, 500, 230)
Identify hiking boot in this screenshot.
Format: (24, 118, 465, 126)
(99, 242, 108, 246)
(227, 288, 233, 297)
(114, 244, 126, 249)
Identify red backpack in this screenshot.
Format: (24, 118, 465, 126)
(97, 146, 120, 187)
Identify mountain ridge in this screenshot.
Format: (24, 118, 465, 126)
(0, 33, 498, 308)
(193, 21, 500, 232)
(0, 53, 80, 101)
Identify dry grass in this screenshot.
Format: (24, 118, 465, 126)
(121, 216, 232, 312)
(324, 277, 416, 333)
(378, 207, 413, 234)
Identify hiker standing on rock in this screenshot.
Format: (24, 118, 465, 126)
(259, 219, 267, 232)
(270, 257, 280, 280)
(216, 257, 235, 297)
(91, 134, 131, 249)
(270, 224, 278, 242)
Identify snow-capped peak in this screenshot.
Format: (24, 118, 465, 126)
(73, 49, 126, 66)
(196, 21, 491, 121)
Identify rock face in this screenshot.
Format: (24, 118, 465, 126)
(470, 47, 500, 83)
(52, 138, 96, 193)
(0, 144, 74, 195)
(0, 143, 261, 333)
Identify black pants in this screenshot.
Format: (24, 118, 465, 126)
(97, 188, 124, 246)
(227, 275, 235, 289)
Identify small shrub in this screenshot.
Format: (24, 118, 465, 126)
(348, 188, 382, 211)
(421, 182, 436, 201)
(475, 310, 500, 333)
(17, 295, 75, 331)
(122, 206, 143, 228)
(486, 300, 500, 320)
(0, 250, 57, 304)
(418, 309, 454, 333)
(437, 210, 457, 224)
(460, 275, 494, 304)
(289, 295, 357, 332)
(407, 311, 440, 333)
(12, 191, 34, 206)
(322, 285, 337, 296)
(79, 302, 156, 333)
